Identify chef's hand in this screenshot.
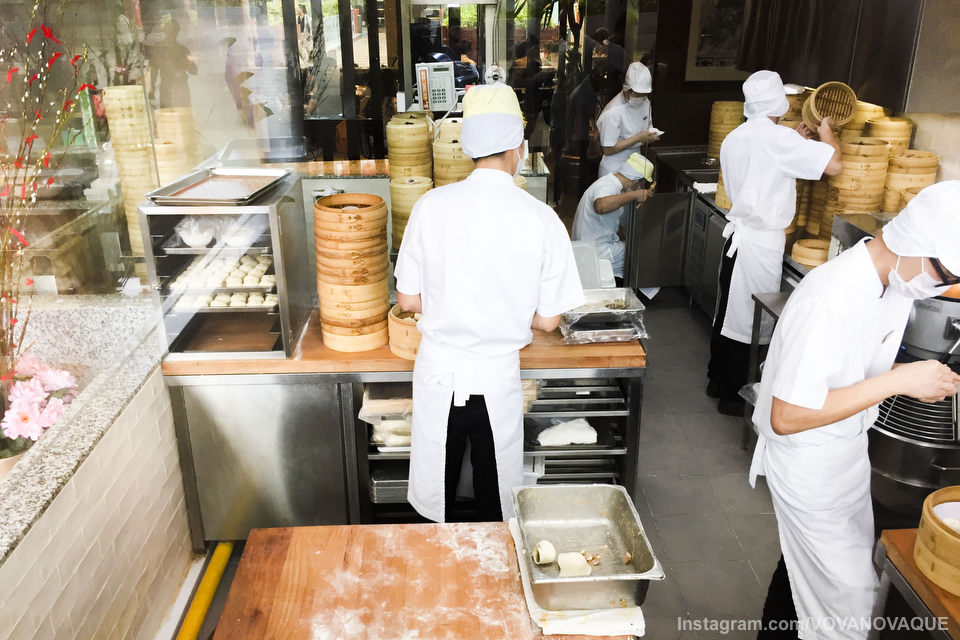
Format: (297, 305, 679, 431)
(633, 189, 652, 204)
(796, 123, 815, 139)
(817, 116, 837, 140)
(892, 360, 960, 403)
(632, 130, 659, 145)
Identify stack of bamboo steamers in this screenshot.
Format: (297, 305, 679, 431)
(315, 194, 390, 352)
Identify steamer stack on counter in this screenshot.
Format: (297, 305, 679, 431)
(864, 117, 914, 157)
(821, 138, 891, 238)
(386, 113, 433, 180)
(314, 194, 390, 352)
(707, 101, 744, 159)
(807, 179, 827, 238)
(840, 101, 888, 142)
(433, 124, 475, 187)
(389, 176, 432, 249)
(882, 150, 938, 213)
(779, 90, 808, 130)
(102, 85, 159, 259)
(715, 171, 732, 209)
(153, 107, 198, 186)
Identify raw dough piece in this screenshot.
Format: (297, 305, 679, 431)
(382, 432, 412, 446)
(243, 275, 260, 286)
(210, 299, 228, 307)
(537, 418, 598, 446)
(557, 552, 592, 577)
(944, 517, 960, 533)
(532, 540, 556, 565)
(225, 276, 243, 287)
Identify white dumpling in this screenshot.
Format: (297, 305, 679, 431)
(532, 540, 556, 565)
(557, 552, 591, 577)
(943, 517, 960, 533)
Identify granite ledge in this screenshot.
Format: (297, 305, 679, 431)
(0, 329, 163, 565)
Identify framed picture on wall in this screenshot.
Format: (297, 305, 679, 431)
(685, 0, 751, 82)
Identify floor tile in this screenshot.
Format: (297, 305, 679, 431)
(660, 382, 719, 414)
(710, 472, 774, 515)
(726, 512, 782, 584)
(678, 411, 746, 446)
(632, 484, 653, 516)
(637, 439, 703, 475)
(654, 513, 745, 563)
(643, 616, 693, 640)
(672, 559, 765, 620)
(689, 440, 754, 476)
(642, 475, 724, 517)
(638, 412, 688, 445)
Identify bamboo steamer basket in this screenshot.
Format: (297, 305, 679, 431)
(514, 174, 528, 191)
(890, 150, 939, 170)
(321, 327, 388, 352)
(316, 256, 389, 275)
(322, 311, 390, 329)
(791, 239, 830, 267)
(715, 171, 732, 209)
(314, 206, 388, 225)
(316, 250, 388, 267)
(315, 193, 387, 217)
(900, 186, 924, 210)
(915, 486, 960, 596)
(321, 303, 391, 324)
(433, 139, 475, 186)
(387, 118, 433, 153)
(316, 246, 387, 261)
(316, 269, 388, 286)
(388, 304, 422, 360)
(801, 82, 857, 131)
(785, 93, 806, 119)
(318, 279, 388, 303)
(315, 217, 387, 234)
(707, 102, 745, 159)
(314, 234, 387, 252)
(323, 319, 388, 336)
(864, 117, 914, 156)
(883, 151, 937, 213)
(390, 176, 432, 246)
(808, 180, 827, 237)
(840, 137, 891, 158)
(435, 117, 464, 143)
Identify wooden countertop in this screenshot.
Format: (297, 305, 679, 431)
(213, 522, 633, 640)
(161, 312, 646, 376)
(880, 528, 960, 637)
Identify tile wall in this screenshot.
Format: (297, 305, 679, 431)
(0, 368, 195, 639)
(905, 112, 960, 181)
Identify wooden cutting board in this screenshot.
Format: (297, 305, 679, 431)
(214, 522, 634, 640)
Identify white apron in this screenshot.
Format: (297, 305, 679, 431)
(750, 427, 877, 640)
(719, 218, 785, 344)
(407, 335, 524, 523)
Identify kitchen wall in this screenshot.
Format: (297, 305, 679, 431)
(905, 113, 960, 181)
(0, 368, 194, 640)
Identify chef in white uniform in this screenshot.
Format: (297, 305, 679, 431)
(395, 84, 585, 523)
(750, 182, 960, 639)
(572, 152, 654, 281)
(707, 70, 842, 416)
(596, 62, 661, 178)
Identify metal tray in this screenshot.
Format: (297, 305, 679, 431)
(511, 484, 664, 611)
(563, 288, 645, 326)
(169, 304, 278, 314)
(160, 233, 272, 255)
(146, 167, 292, 205)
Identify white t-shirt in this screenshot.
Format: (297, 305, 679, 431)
(597, 94, 652, 177)
(720, 117, 835, 232)
(752, 240, 914, 446)
(395, 168, 585, 356)
(571, 173, 627, 276)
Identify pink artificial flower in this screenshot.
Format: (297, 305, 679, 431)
(1, 399, 43, 440)
(34, 367, 76, 393)
(38, 396, 65, 429)
(9, 378, 47, 406)
(14, 355, 48, 377)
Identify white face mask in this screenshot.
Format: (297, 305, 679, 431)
(888, 256, 949, 300)
(514, 142, 527, 178)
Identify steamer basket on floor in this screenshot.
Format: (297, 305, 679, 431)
(314, 194, 390, 352)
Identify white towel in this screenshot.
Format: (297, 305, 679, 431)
(509, 519, 646, 637)
(536, 418, 598, 446)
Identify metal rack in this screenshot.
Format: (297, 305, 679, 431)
(139, 173, 313, 358)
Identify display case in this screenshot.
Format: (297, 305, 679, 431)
(139, 171, 313, 358)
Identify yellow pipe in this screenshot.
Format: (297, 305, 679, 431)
(175, 541, 235, 640)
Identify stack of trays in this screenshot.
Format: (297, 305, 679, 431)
(433, 137, 475, 186)
(154, 107, 198, 186)
(883, 151, 938, 214)
(864, 117, 914, 157)
(314, 193, 390, 352)
(387, 113, 433, 180)
(822, 138, 891, 238)
(102, 85, 158, 258)
(840, 100, 888, 142)
(707, 101, 744, 159)
(389, 176, 432, 249)
(808, 178, 827, 238)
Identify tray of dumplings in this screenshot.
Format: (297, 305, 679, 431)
(173, 291, 278, 312)
(166, 253, 276, 295)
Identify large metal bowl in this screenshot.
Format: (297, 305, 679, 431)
(511, 484, 664, 611)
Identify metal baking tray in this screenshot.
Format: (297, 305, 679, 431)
(160, 233, 272, 254)
(511, 484, 663, 611)
(563, 288, 645, 327)
(523, 416, 625, 454)
(169, 304, 278, 314)
(146, 167, 292, 205)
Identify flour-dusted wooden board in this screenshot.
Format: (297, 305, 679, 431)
(161, 312, 646, 376)
(214, 522, 633, 640)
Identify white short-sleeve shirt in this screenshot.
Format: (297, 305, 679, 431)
(571, 173, 627, 276)
(395, 168, 585, 356)
(597, 94, 652, 177)
(752, 240, 914, 446)
(720, 117, 835, 232)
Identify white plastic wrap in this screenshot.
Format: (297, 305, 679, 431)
(560, 288, 649, 345)
(175, 216, 217, 247)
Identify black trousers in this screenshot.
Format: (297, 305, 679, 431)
(708, 236, 752, 403)
(444, 395, 503, 522)
(758, 554, 799, 639)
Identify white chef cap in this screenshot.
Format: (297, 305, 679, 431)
(882, 181, 960, 276)
(742, 70, 789, 119)
(619, 153, 654, 181)
(460, 84, 525, 159)
(624, 62, 652, 93)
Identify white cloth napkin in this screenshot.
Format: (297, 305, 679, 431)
(508, 518, 646, 637)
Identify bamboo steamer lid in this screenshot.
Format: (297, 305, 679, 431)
(435, 117, 464, 143)
(801, 81, 857, 130)
(388, 304, 422, 360)
(386, 118, 433, 153)
(914, 486, 960, 597)
(318, 279, 388, 302)
(889, 150, 938, 169)
(322, 327, 388, 352)
(323, 318, 388, 336)
(315, 192, 387, 216)
(900, 186, 924, 209)
(865, 116, 913, 135)
(792, 238, 829, 261)
(840, 137, 891, 159)
(315, 206, 388, 225)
